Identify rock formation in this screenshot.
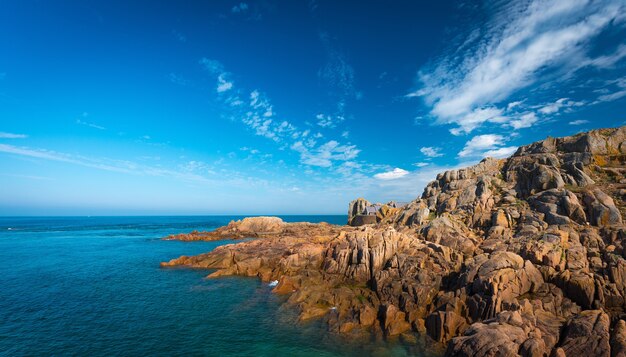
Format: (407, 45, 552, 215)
(162, 127, 626, 356)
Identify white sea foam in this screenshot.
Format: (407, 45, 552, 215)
(268, 280, 278, 287)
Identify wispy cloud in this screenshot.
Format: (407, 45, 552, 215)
(199, 58, 364, 172)
(0, 132, 27, 139)
(583, 44, 626, 69)
(411, 0, 626, 134)
(0, 143, 221, 184)
(317, 31, 360, 122)
(291, 140, 359, 168)
(538, 98, 584, 115)
(200, 58, 234, 93)
(420, 146, 443, 158)
(76, 119, 105, 130)
(0, 173, 52, 181)
(172, 30, 187, 43)
(168, 73, 190, 86)
(593, 77, 626, 103)
(458, 134, 516, 159)
(374, 168, 409, 180)
(569, 119, 590, 125)
(231, 2, 248, 13)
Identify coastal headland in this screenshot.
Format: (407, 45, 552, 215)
(162, 126, 626, 356)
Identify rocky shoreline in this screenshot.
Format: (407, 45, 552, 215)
(162, 127, 626, 356)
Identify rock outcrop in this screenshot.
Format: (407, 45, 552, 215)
(164, 216, 289, 240)
(162, 127, 626, 356)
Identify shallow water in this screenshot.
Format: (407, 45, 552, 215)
(0, 216, 439, 356)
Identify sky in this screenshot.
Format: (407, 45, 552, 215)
(1, 0, 626, 215)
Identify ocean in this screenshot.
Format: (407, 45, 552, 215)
(0, 216, 438, 356)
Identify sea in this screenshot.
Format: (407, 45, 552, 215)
(0, 216, 440, 356)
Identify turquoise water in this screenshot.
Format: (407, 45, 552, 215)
(0, 216, 438, 356)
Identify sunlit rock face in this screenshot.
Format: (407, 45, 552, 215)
(163, 127, 626, 357)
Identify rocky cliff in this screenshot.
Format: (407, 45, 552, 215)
(162, 127, 626, 356)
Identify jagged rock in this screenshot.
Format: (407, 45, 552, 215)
(446, 311, 535, 357)
(393, 200, 430, 227)
(348, 198, 371, 225)
(553, 269, 596, 309)
(426, 310, 468, 343)
(559, 310, 611, 357)
(505, 153, 565, 198)
(462, 252, 543, 320)
(161, 126, 626, 356)
(422, 215, 481, 256)
(528, 189, 587, 225)
(583, 188, 623, 227)
(322, 227, 408, 282)
(380, 304, 411, 336)
(612, 319, 626, 357)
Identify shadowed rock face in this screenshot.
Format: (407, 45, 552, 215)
(162, 127, 626, 357)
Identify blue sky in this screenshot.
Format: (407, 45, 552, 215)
(1, 0, 625, 215)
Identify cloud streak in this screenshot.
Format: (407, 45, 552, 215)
(412, 0, 626, 134)
(0, 132, 27, 139)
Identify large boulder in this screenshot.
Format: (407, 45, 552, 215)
(462, 252, 544, 320)
(528, 189, 587, 225)
(322, 227, 409, 282)
(583, 189, 623, 227)
(234, 216, 285, 234)
(446, 311, 536, 357)
(348, 198, 371, 225)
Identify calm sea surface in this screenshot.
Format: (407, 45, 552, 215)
(0, 216, 439, 356)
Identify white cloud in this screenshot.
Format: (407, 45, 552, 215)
(412, 0, 625, 134)
(569, 119, 590, 125)
(448, 107, 506, 135)
(374, 168, 409, 180)
(509, 112, 538, 129)
(420, 146, 443, 158)
(458, 134, 516, 159)
(483, 146, 518, 158)
(316, 113, 345, 128)
(0, 132, 27, 139)
(413, 162, 429, 167)
(217, 74, 233, 93)
(200, 58, 234, 93)
(507, 101, 523, 110)
(537, 98, 584, 114)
